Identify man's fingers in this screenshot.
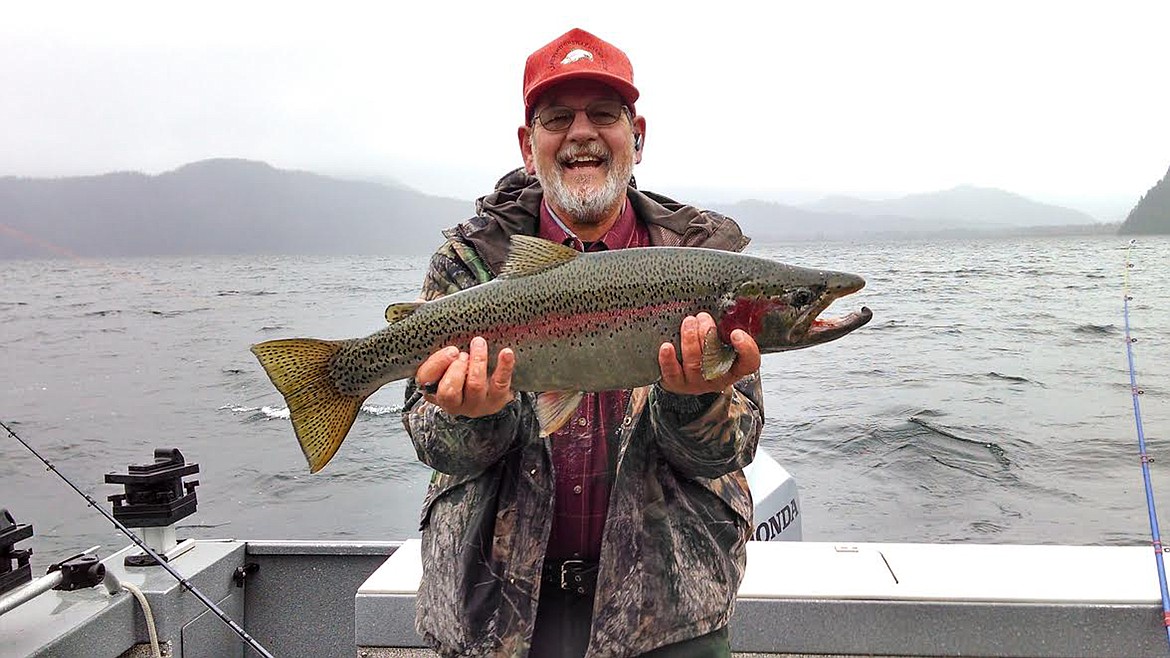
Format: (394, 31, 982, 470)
(695, 313, 719, 373)
(658, 341, 683, 382)
(416, 346, 460, 390)
(464, 337, 489, 397)
(491, 348, 516, 391)
(728, 329, 762, 377)
(434, 352, 469, 407)
(679, 315, 704, 378)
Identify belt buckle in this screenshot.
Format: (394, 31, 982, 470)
(559, 559, 587, 591)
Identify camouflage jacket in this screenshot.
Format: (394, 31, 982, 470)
(402, 169, 764, 657)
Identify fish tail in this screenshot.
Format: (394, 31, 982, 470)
(250, 338, 365, 473)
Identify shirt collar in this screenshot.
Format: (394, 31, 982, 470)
(539, 197, 637, 252)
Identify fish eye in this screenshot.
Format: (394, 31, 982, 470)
(791, 289, 814, 307)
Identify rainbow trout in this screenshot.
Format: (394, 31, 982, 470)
(252, 236, 872, 472)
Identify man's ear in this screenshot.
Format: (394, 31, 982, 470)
(632, 115, 647, 165)
(518, 125, 536, 175)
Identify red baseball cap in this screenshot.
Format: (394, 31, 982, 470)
(523, 28, 639, 123)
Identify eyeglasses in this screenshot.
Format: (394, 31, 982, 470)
(533, 100, 630, 132)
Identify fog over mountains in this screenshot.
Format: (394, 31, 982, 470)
(0, 159, 1118, 259)
(805, 186, 1096, 226)
(709, 187, 1104, 243)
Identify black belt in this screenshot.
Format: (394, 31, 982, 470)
(541, 559, 598, 595)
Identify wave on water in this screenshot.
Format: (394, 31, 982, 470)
(149, 308, 212, 318)
(985, 371, 1044, 386)
(332, 284, 397, 294)
(913, 268, 995, 277)
(829, 410, 1016, 489)
(361, 405, 402, 416)
(1073, 323, 1117, 335)
(907, 414, 1010, 467)
(221, 403, 403, 421)
(216, 290, 278, 297)
(221, 404, 290, 421)
(84, 309, 122, 317)
(176, 521, 230, 530)
(969, 520, 1009, 535)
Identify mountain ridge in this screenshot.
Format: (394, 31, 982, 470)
(0, 158, 467, 259)
(802, 184, 1097, 227)
(0, 159, 1120, 259)
(1118, 164, 1170, 235)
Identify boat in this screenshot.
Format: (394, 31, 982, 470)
(1, 446, 1165, 657)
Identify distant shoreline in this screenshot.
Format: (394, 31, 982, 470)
(1, 158, 1162, 260)
(746, 222, 1127, 244)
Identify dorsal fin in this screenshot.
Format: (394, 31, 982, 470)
(384, 301, 424, 324)
(500, 235, 580, 279)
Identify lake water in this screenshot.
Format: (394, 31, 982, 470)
(2, 235, 1169, 569)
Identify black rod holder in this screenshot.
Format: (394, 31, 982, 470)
(0, 508, 34, 597)
(105, 448, 200, 528)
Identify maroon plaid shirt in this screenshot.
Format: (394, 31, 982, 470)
(539, 199, 649, 561)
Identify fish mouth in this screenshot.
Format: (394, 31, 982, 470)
(790, 304, 875, 346)
(784, 271, 871, 346)
(776, 302, 872, 349)
(804, 306, 873, 344)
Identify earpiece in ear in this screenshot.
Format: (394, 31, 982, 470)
(634, 133, 643, 151)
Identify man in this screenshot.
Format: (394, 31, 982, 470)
(403, 28, 763, 657)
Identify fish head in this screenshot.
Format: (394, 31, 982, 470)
(718, 264, 872, 353)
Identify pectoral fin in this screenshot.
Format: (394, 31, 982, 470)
(700, 328, 737, 381)
(535, 391, 585, 436)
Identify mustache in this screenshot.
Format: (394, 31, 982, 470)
(556, 141, 611, 166)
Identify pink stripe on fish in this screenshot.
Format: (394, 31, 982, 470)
(449, 299, 698, 347)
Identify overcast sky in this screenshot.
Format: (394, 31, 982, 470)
(3, 1, 1168, 218)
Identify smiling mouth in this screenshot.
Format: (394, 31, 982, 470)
(562, 157, 606, 170)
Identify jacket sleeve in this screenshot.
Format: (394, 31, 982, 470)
(404, 395, 524, 476)
(402, 240, 527, 477)
(647, 373, 763, 479)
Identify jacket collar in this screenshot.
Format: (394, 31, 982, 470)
(448, 168, 749, 275)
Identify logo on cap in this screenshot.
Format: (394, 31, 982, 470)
(560, 49, 594, 65)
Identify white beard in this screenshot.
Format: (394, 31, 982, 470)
(535, 141, 634, 225)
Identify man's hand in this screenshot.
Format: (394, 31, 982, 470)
(658, 312, 761, 396)
(416, 336, 516, 418)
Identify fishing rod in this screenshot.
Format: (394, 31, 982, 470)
(0, 419, 276, 658)
(1122, 239, 1170, 652)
